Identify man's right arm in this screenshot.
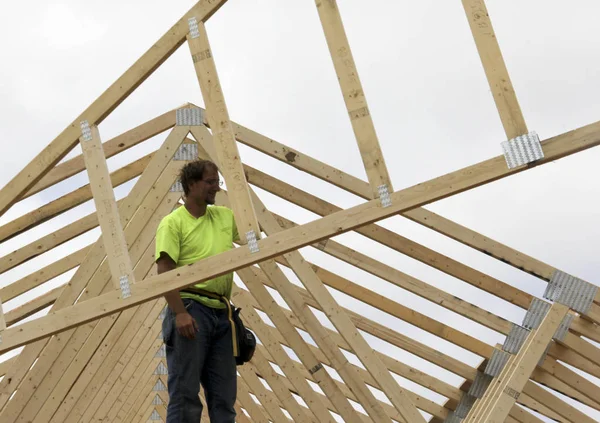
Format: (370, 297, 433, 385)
(157, 253, 198, 339)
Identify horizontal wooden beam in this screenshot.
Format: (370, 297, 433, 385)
(0, 118, 598, 353)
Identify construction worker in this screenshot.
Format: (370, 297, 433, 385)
(155, 159, 239, 422)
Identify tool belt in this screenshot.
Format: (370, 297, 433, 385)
(181, 287, 256, 366)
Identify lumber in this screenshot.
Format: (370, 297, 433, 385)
(461, 0, 528, 138)
(187, 20, 260, 242)
(80, 123, 136, 291)
(314, 0, 393, 196)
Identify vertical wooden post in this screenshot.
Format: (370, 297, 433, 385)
(461, 0, 528, 139)
(314, 0, 393, 198)
(186, 19, 260, 244)
(79, 122, 136, 296)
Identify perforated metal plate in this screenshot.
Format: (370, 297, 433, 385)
(455, 394, 476, 418)
(485, 349, 511, 377)
(503, 324, 530, 354)
(468, 371, 492, 398)
(501, 131, 543, 169)
(187, 17, 200, 39)
(523, 298, 551, 330)
(173, 142, 199, 161)
(80, 120, 92, 141)
(377, 184, 392, 207)
(544, 270, 598, 314)
(119, 275, 132, 299)
(176, 107, 203, 126)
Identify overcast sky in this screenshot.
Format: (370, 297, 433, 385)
(1, 0, 599, 421)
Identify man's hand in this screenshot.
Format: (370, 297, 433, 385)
(176, 312, 199, 339)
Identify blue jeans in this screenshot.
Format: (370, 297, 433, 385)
(162, 298, 237, 422)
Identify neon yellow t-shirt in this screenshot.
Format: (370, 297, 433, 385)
(155, 205, 239, 309)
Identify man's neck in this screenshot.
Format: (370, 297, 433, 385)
(184, 199, 207, 218)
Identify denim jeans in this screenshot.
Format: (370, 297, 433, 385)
(162, 298, 237, 422)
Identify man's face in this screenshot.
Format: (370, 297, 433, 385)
(188, 167, 221, 205)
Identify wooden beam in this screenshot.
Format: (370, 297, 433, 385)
(266, 211, 600, 406)
(314, 0, 393, 196)
(80, 123, 136, 291)
(34, 289, 164, 422)
(461, 0, 528, 139)
(188, 23, 373, 419)
(236, 378, 271, 423)
(187, 21, 260, 242)
(0, 119, 598, 353)
(0, 0, 227, 218)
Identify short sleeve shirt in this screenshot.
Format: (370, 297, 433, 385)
(155, 205, 239, 309)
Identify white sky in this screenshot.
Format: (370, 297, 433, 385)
(1, 0, 599, 421)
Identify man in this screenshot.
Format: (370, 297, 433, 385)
(155, 159, 239, 422)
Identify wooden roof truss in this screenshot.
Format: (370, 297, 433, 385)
(0, 1, 599, 422)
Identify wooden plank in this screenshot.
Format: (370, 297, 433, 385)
(0, 127, 187, 413)
(23, 110, 175, 200)
(246, 349, 317, 422)
(461, 0, 528, 139)
(267, 212, 600, 406)
(80, 124, 136, 291)
(0, 0, 227, 217)
(187, 22, 260, 242)
(314, 0, 393, 196)
(0, 248, 88, 303)
(112, 360, 160, 423)
(4, 286, 62, 326)
(0, 119, 598, 353)
(33, 284, 164, 422)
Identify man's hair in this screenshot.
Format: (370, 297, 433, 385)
(179, 159, 219, 196)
